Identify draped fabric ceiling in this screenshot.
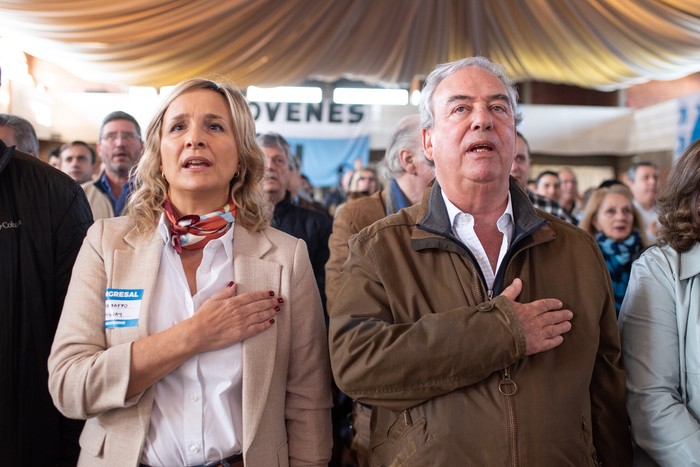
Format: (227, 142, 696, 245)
(1, 1, 700, 91)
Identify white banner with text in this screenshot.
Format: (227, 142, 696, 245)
(251, 100, 371, 187)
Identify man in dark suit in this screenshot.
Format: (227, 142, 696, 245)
(257, 132, 332, 312)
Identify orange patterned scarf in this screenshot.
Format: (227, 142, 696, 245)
(163, 197, 236, 254)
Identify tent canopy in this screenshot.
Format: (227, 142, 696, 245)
(1, 0, 700, 90)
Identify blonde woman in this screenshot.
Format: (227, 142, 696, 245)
(579, 184, 647, 315)
(48, 78, 332, 466)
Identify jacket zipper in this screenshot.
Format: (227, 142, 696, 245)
(425, 216, 545, 466)
(497, 246, 529, 467)
(466, 259, 485, 303)
(499, 367, 519, 467)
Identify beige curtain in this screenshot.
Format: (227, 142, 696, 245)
(1, 0, 699, 89)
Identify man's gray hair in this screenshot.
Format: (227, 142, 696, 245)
(378, 114, 425, 181)
(626, 161, 658, 182)
(419, 56, 523, 130)
(0, 113, 40, 156)
(99, 110, 142, 139)
(256, 132, 294, 169)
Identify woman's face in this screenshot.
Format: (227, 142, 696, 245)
(160, 88, 239, 213)
(593, 193, 634, 241)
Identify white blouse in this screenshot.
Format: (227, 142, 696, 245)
(141, 216, 241, 467)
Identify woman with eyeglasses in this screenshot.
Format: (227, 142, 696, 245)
(48, 78, 332, 467)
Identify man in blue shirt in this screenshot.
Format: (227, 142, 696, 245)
(82, 111, 143, 218)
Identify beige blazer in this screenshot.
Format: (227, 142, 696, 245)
(48, 216, 332, 467)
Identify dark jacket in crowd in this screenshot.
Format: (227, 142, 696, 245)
(272, 191, 332, 312)
(0, 140, 93, 465)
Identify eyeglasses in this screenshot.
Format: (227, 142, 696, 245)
(101, 132, 138, 143)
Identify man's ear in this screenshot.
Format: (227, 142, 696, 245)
(399, 149, 417, 175)
(422, 128, 434, 162)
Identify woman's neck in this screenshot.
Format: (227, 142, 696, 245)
(168, 190, 229, 216)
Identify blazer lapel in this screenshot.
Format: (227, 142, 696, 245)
(235, 227, 281, 451)
(110, 228, 162, 343)
(112, 226, 164, 435)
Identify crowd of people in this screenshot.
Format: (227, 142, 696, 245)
(1, 56, 698, 467)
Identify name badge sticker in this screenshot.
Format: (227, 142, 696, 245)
(105, 288, 143, 329)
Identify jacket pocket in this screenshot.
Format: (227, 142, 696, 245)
(79, 419, 106, 457)
(370, 410, 433, 466)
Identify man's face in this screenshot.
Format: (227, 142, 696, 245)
(355, 169, 378, 193)
(559, 170, 578, 203)
(510, 136, 530, 189)
(60, 145, 94, 184)
(536, 174, 561, 201)
(0, 126, 18, 149)
(96, 119, 143, 178)
(629, 165, 659, 208)
(262, 145, 289, 203)
(422, 67, 516, 201)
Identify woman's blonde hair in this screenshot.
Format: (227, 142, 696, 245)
(125, 77, 268, 234)
(579, 184, 646, 246)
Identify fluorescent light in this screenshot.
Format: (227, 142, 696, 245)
(247, 86, 322, 103)
(333, 88, 408, 105)
(410, 89, 421, 106)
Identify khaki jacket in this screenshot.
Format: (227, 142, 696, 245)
(329, 181, 632, 466)
(81, 180, 114, 220)
(326, 189, 387, 312)
(49, 216, 333, 467)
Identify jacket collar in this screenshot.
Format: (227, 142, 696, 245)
(385, 179, 411, 215)
(0, 139, 11, 174)
(412, 178, 553, 295)
(273, 190, 292, 212)
(416, 177, 549, 246)
(91, 169, 107, 190)
(679, 242, 700, 280)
